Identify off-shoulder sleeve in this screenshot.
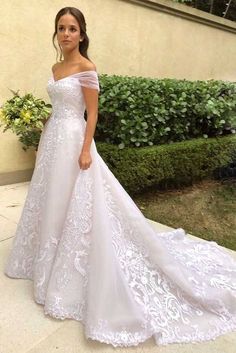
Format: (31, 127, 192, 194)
(78, 70, 100, 92)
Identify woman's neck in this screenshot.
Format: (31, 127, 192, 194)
(62, 49, 83, 64)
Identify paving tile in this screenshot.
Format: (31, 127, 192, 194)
(0, 215, 17, 241)
(0, 204, 24, 225)
(0, 182, 29, 203)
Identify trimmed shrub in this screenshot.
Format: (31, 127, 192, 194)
(96, 135, 236, 195)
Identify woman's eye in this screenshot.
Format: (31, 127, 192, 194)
(57, 26, 77, 32)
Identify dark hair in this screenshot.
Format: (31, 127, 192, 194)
(52, 7, 90, 62)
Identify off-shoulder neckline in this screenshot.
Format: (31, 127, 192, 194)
(52, 70, 97, 83)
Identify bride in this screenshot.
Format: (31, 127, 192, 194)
(4, 6, 236, 348)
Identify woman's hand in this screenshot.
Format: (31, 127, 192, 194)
(78, 151, 92, 170)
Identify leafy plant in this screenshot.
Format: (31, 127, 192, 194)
(0, 90, 51, 151)
(96, 74, 236, 149)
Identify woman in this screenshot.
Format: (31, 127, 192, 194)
(4, 6, 236, 348)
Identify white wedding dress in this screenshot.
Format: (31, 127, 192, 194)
(4, 70, 236, 347)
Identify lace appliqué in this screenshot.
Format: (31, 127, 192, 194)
(101, 178, 236, 346)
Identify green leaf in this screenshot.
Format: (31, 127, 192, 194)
(118, 143, 125, 149)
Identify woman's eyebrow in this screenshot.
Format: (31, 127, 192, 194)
(58, 24, 78, 28)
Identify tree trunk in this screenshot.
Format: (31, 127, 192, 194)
(223, 0, 233, 18)
(210, 0, 214, 14)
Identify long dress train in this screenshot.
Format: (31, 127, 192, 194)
(4, 70, 236, 347)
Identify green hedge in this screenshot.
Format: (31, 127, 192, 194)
(96, 74, 236, 148)
(96, 135, 236, 195)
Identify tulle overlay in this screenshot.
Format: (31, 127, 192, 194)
(4, 70, 236, 347)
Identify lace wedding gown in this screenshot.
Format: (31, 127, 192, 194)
(4, 70, 236, 347)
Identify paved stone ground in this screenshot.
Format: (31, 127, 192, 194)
(0, 182, 235, 353)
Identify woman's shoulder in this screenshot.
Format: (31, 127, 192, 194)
(78, 58, 97, 73)
(51, 58, 97, 75)
(52, 62, 61, 73)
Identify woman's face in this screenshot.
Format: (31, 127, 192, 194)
(56, 14, 82, 53)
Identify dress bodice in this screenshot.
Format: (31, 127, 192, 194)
(47, 70, 100, 119)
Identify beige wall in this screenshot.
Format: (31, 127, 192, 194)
(1, 0, 236, 184)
